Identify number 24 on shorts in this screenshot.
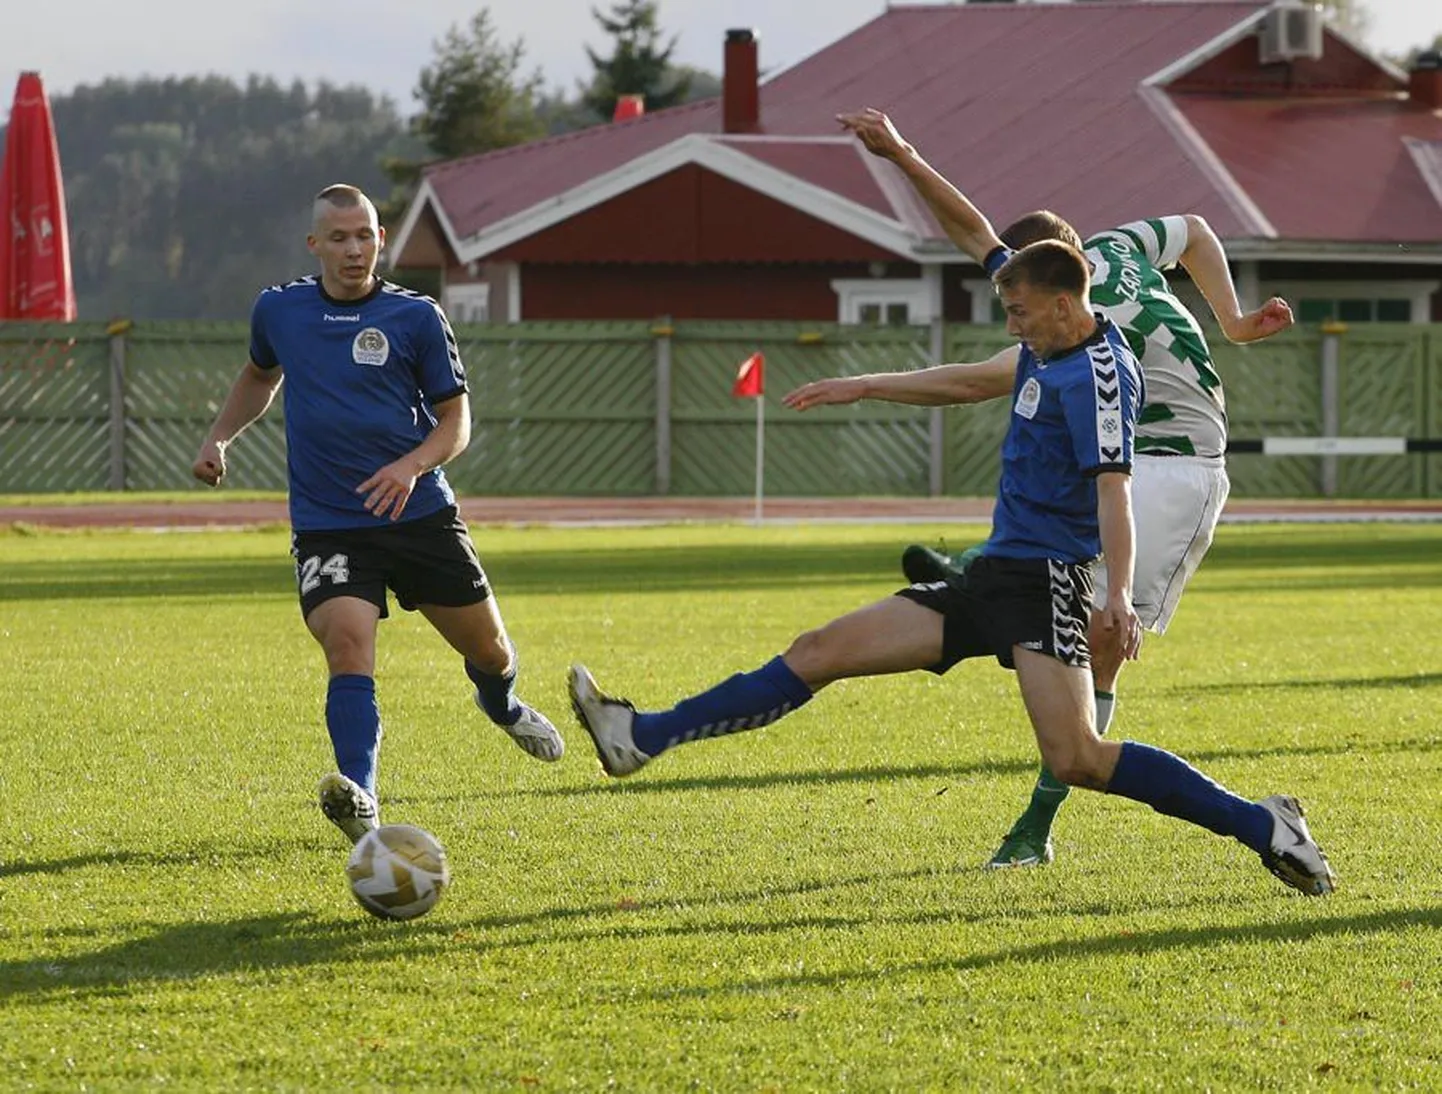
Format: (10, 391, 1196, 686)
(299, 553, 350, 593)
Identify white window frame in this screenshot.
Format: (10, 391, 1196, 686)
(443, 282, 491, 323)
(832, 269, 941, 325)
(1262, 279, 1440, 324)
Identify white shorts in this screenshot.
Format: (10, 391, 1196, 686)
(1092, 454, 1230, 633)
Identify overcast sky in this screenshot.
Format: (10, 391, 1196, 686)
(3, 0, 1438, 119)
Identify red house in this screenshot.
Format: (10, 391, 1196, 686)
(387, 1, 1442, 327)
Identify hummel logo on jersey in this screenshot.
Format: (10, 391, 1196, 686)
(324, 313, 361, 322)
(1018, 640, 1044, 651)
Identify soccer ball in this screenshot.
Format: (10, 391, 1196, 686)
(345, 824, 450, 921)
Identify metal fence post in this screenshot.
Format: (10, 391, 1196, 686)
(107, 318, 132, 491)
(652, 316, 673, 495)
(1319, 319, 1345, 497)
(928, 317, 945, 496)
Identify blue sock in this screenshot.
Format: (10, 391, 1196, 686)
(326, 674, 382, 799)
(466, 654, 522, 727)
(632, 655, 813, 757)
(1107, 741, 1272, 854)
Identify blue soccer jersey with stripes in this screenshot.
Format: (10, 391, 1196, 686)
(248, 277, 467, 531)
(986, 318, 1143, 563)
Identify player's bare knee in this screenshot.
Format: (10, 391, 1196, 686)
(468, 635, 514, 676)
(782, 629, 835, 690)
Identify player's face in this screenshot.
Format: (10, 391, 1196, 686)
(998, 281, 1067, 357)
(308, 203, 384, 299)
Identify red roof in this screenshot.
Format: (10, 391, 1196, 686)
(401, 1, 1442, 265)
(1176, 96, 1442, 241)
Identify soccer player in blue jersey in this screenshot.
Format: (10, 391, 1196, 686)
(192, 183, 562, 844)
(569, 235, 1336, 897)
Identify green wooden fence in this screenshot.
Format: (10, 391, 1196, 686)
(1, 318, 1438, 497)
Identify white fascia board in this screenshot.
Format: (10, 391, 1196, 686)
(1137, 85, 1277, 238)
(386, 177, 465, 269)
(1142, 7, 1272, 89)
(453, 132, 923, 263)
(1224, 239, 1442, 262)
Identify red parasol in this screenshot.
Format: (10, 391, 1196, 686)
(0, 71, 75, 320)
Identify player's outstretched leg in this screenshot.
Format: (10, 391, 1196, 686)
(468, 650, 564, 762)
(1106, 741, 1337, 896)
(317, 772, 379, 845)
(569, 655, 814, 778)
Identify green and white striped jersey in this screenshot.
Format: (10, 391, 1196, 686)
(1084, 217, 1226, 458)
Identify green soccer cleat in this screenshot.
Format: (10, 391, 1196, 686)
(901, 543, 985, 585)
(901, 544, 954, 584)
(985, 826, 1056, 869)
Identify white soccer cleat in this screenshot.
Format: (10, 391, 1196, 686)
(567, 663, 650, 777)
(1258, 794, 1337, 896)
(478, 695, 565, 762)
(317, 772, 380, 846)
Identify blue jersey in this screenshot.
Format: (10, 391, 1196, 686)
(248, 277, 467, 531)
(985, 318, 1142, 563)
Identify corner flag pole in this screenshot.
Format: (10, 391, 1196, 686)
(754, 390, 765, 524)
(731, 351, 766, 525)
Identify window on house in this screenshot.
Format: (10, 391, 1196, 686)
(443, 283, 490, 323)
(857, 301, 912, 326)
(832, 278, 935, 325)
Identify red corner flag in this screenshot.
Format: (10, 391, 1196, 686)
(732, 352, 764, 398)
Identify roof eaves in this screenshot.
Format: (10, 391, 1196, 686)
(454, 133, 927, 264)
(1225, 238, 1442, 262)
(386, 177, 464, 269)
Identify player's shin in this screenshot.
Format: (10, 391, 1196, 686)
(1105, 740, 1272, 853)
(326, 673, 383, 799)
(631, 655, 813, 757)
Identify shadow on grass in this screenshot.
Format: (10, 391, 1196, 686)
(0, 839, 317, 879)
(0, 860, 1254, 1002)
(0, 542, 908, 603)
(399, 735, 1441, 804)
(1170, 673, 1442, 694)
(5, 527, 1441, 602)
(643, 905, 1442, 1001)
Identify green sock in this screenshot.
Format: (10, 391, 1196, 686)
(1014, 690, 1116, 835)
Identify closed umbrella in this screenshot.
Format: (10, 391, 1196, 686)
(0, 71, 75, 320)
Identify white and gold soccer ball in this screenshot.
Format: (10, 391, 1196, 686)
(345, 824, 450, 921)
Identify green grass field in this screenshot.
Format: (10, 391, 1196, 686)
(1, 520, 1438, 1091)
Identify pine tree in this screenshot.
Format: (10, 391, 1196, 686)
(583, 1, 692, 121)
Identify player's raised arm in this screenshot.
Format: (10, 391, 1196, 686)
(192, 360, 282, 486)
(1178, 214, 1295, 344)
(836, 108, 1004, 266)
(784, 345, 1020, 410)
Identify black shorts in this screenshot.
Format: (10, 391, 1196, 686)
(896, 554, 1093, 671)
(291, 505, 491, 620)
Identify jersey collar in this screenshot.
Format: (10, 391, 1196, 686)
(317, 279, 383, 308)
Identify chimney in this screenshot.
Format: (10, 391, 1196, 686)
(613, 93, 645, 123)
(723, 28, 760, 134)
(1411, 50, 1442, 110)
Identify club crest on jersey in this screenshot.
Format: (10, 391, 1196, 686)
(352, 328, 390, 367)
(1015, 377, 1042, 420)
